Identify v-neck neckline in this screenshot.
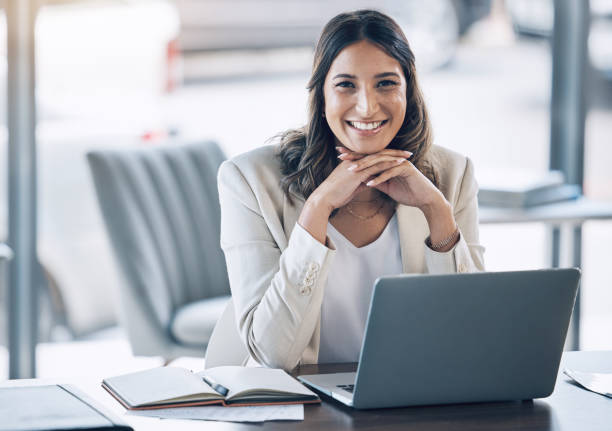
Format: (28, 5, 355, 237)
(328, 213, 397, 250)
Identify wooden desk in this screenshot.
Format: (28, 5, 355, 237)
(3, 351, 611, 430)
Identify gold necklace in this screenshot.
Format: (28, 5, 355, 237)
(345, 199, 386, 220)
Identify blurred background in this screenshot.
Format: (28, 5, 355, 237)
(0, 0, 610, 377)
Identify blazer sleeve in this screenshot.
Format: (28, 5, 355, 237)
(217, 160, 336, 371)
(424, 157, 486, 273)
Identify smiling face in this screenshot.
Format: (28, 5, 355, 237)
(323, 40, 407, 154)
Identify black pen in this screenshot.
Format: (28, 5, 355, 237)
(202, 375, 229, 397)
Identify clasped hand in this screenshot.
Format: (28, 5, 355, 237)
(313, 146, 447, 214)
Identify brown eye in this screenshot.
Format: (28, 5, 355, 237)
(335, 81, 355, 88)
(377, 79, 398, 88)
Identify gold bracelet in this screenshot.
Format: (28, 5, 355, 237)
(426, 226, 460, 251)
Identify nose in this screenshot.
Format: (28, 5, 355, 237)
(355, 87, 378, 117)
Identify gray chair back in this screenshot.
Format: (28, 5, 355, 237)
(87, 141, 230, 357)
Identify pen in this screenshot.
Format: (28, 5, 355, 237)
(201, 375, 229, 397)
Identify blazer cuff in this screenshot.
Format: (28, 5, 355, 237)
(283, 223, 336, 295)
(424, 231, 476, 274)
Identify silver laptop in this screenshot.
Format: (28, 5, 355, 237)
(298, 269, 580, 409)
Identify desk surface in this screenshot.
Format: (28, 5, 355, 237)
(479, 197, 612, 224)
(3, 350, 611, 430)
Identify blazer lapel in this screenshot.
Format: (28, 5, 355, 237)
(396, 204, 429, 273)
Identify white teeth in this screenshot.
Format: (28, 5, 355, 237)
(350, 121, 383, 130)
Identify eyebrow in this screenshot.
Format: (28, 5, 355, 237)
(332, 73, 356, 79)
(332, 72, 401, 80)
(375, 72, 401, 79)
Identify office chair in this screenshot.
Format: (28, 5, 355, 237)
(87, 141, 231, 360)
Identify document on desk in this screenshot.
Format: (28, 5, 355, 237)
(564, 368, 612, 398)
(126, 404, 304, 422)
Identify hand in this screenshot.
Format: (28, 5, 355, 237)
(298, 147, 409, 245)
(338, 146, 441, 211)
(340, 147, 458, 247)
(311, 147, 411, 212)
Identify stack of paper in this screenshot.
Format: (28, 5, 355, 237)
(127, 404, 304, 423)
(564, 368, 612, 398)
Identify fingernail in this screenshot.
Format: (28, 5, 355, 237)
(366, 180, 374, 186)
(404, 151, 413, 155)
(397, 158, 405, 163)
(348, 164, 357, 171)
(337, 154, 344, 158)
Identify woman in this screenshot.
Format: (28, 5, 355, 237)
(217, 10, 485, 371)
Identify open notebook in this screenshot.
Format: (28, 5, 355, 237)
(102, 366, 320, 409)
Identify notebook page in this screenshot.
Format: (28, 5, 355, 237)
(104, 366, 221, 406)
(198, 367, 316, 401)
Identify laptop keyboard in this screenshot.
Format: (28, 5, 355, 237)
(336, 384, 355, 393)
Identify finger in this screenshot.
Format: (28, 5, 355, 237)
(337, 146, 412, 159)
(359, 160, 404, 178)
(373, 148, 413, 159)
(366, 161, 413, 187)
(363, 175, 377, 184)
(337, 147, 366, 159)
(337, 152, 363, 161)
(372, 179, 390, 195)
(348, 154, 407, 172)
(352, 182, 370, 196)
(336, 146, 354, 154)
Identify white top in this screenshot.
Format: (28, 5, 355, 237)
(318, 214, 403, 363)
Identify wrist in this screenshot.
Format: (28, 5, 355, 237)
(426, 227, 460, 252)
(421, 196, 456, 244)
(305, 192, 334, 217)
(420, 194, 451, 222)
(298, 193, 334, 246)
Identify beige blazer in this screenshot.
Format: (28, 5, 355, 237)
(217, 144, 485, 371)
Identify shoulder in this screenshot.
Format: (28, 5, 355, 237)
(426, 144, 477, 206)
(218, 145, 282, 187)
(217, 145, 285, 209)
(427, 145, 469, 177)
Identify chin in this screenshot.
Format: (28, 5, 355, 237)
(345, 140, 390, 154)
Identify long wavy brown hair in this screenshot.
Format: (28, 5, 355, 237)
(277, 9, 436, 203)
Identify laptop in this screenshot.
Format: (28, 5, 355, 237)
(298, 268, 580, 409)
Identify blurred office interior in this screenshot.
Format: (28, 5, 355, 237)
(0, 0, 611, 379)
